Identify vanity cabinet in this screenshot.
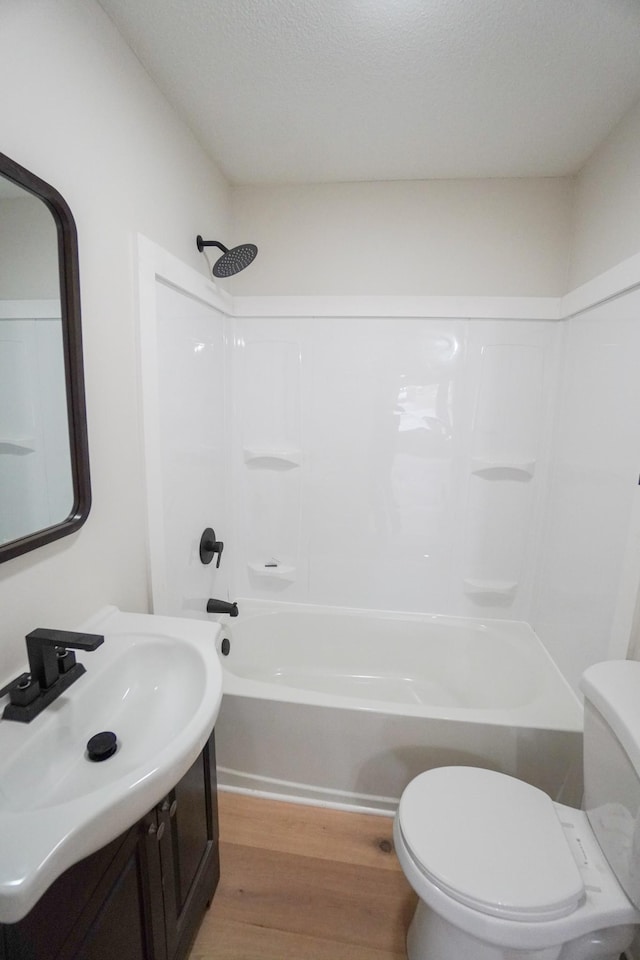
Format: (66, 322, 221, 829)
(0, 733, 219, 960)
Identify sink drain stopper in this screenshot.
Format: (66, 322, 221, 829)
(87, 731, 117, 762)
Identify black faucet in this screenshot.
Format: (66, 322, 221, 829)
(1, 628, 104, 723)
(206, 598, 239, 617)
(26, 628, 104, 689)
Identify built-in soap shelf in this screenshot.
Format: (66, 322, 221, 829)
(247, 561, 296, 581)
(243, 446, 301, 469)
(0, 439, 35, 456)
(470, 458, 536, 480)
(463, 578, 518, 600)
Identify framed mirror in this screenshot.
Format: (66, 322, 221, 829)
(0, 152, 90, 563)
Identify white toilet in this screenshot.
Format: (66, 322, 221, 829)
(393, 660, 640, 960)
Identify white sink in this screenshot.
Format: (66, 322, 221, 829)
(0, 606, 223, 923)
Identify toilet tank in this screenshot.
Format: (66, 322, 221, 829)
(581, 659, 640, 909)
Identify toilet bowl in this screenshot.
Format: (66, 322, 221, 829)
(394, 765, 639, 960)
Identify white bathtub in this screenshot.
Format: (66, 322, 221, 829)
(214, 599, 584, 814)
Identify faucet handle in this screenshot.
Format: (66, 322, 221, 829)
(199, 528, 224, 567)
(0, 672, 41, 706)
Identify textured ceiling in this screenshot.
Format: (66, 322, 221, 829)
(96, 0, 640, 184)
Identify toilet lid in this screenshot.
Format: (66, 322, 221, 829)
(398, 767, 584, 922)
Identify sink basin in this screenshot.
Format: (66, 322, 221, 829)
(0, 606, 223, 923)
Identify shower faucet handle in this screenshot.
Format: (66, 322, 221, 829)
(199, 527, 224, 567)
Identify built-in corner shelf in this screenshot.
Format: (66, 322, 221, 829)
(242, 447, 301, 469)
(0, 439, 35, 456)
(463, 578, 518, 600)
(470, 458, 536, 480)
(247, 561, 296, 581)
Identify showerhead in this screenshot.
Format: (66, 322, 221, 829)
(196, 235, 258, 278)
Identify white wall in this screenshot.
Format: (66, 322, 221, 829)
(569, 96, 640, 289)
(230, 97, 640, 300)
(0, 0, 229, 681)
(230, 178, 574, 297)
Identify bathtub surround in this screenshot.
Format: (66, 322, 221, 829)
(232, 293, 640, 696)
(532, 287, 640, 687)
(137, 239, 233, 621)
(230, 315, 560, 622)
(139, 222, 640, 702)
(139, 238, 560, 625)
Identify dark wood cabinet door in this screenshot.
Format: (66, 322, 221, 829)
(70, 812, 165, 960)
(0, 831, 130, 960)
(158, 735, 220, 960)
(0, 814, 165, 960)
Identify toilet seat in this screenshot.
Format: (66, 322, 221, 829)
(397, 767, 584, 922)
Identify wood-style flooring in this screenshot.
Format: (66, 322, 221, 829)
(190, 791, 416, 960)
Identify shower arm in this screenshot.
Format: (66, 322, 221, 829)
(196, 236, 229, 254)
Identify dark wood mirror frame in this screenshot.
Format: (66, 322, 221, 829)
(0, 152, 91, 563)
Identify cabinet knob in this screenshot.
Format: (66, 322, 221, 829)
(148, 820, 165, 841)
(160, 798, 178, 817)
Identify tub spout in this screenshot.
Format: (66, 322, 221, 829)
(206, 598, 239, 617)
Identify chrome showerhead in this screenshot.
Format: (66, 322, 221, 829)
(196, 235, 258, 278)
